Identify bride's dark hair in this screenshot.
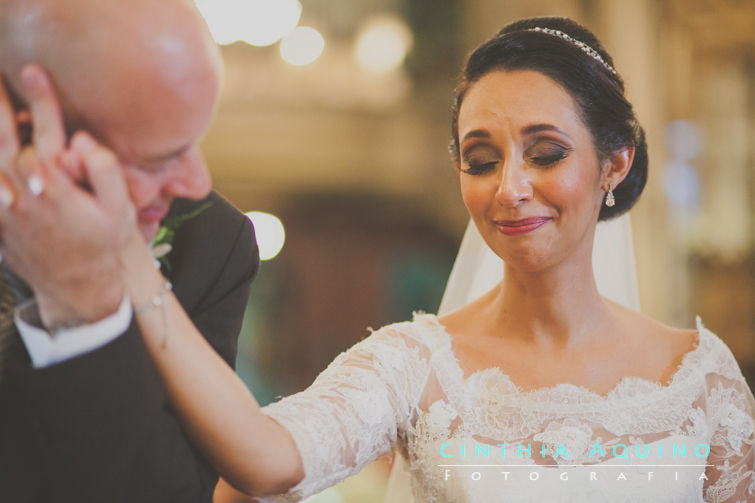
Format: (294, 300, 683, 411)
(450, 16, 648, 220)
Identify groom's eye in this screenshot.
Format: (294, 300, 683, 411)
(136, 155, 180, 174)
(137, 160, 169, 173)
(136, 145, 191, 173)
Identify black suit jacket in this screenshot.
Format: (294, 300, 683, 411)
(0, 191, 259, 503)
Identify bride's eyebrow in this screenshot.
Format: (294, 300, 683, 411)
(521, 123, 571, 138)
(460, 129, 491, 144)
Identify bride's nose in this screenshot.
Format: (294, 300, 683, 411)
(494, 159, 532, 207)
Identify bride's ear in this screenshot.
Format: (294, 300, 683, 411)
(454, 159, 462, 174)
(601, 144, 635, 191)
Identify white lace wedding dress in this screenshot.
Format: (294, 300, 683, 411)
(261, 312, 755, 502)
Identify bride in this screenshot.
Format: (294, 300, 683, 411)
(14, 15, 755, 502)
(125, 16, 752, 502)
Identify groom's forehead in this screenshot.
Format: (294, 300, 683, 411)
(74, 68, 218, 166)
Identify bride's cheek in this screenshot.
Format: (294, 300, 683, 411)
(460, 178, 494, 218)
(538, 170, 585, 213)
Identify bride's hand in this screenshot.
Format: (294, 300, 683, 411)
(0, 64, 139, 328)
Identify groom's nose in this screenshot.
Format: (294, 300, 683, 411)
(161, 145, 211, 201)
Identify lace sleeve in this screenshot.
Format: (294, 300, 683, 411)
(703, 335, 755, 502)
(257, 323, 433, 502)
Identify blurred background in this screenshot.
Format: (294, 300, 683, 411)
(193, 0, 755, 501)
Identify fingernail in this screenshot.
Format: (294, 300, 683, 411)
(20, 66, 40, 91)
(0, 185, 14, 208)
(72, 131, 95, 151)
(28, 175, 44, 197)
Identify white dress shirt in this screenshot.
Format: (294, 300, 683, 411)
(14, 296, 132, 367)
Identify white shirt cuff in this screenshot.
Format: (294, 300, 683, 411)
(14, 295, 133, 368)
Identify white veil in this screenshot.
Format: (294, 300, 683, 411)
(382, 213, 640, 502)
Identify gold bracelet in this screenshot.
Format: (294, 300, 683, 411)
(134, 280, 173, 314)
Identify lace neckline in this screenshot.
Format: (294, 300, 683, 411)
(414, 312, 708, 406)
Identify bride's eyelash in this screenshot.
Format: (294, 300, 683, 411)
(462, 161, 497, 175)
(529, 146, 572, 167)
(461, 143, 571, 174)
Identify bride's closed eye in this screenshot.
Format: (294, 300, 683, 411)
(462, 159, 498, 175)
(461, 144, 500, 175)
(460, 140, 572, 175)
(526, 141, 572, 167)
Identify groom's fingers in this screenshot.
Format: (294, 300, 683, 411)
(0, 73, 20, 172)
(21, 64, 66, 163)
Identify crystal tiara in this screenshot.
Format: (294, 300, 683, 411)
(527, 27, 617, 75)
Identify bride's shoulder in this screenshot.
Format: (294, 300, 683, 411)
(613, 303, 733, 371)
(364, 312, 451, 350)
(688, 316, 746, 370)
(608, 300, 690, 340)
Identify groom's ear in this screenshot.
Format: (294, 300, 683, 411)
(601, 144, 635, 190)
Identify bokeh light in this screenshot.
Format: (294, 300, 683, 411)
(194, 0, 302, 47)
(280, 26, 325, 66)
(354, 14, 413, 74)
(665, 120, 704, 162)
(245, 212, 286, 260)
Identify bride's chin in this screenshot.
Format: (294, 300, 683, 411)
(492, 243, 555, 274)
(480, 227, 563, 273)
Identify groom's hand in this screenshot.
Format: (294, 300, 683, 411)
(0, 64, 138, 329)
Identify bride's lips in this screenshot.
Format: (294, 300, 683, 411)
(494, 217, 552, 236)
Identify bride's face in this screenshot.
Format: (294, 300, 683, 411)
(456, 69, 605, 272)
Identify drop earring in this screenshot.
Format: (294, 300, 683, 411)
(605, 184, 615, 207)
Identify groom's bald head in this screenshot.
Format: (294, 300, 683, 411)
(0, 0, 224, 240)
(0, 0, 223, 139)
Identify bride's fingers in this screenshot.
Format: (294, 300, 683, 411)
(70, 131, 132, 215)
(56, 149, 85, 183)
(20, 64, 66, 162)
(7, 146, 75, 213)
(13, 146, 51, 200)
(0, 171, 17, 211)
(0, 73, 20, 172)
(0, 150, 31, 226)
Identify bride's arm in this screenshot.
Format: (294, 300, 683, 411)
(122, 228, 435, 501)
(122, 232, 435, 500)
(120, 235, 305, 496)
(701, 336, 755, 502)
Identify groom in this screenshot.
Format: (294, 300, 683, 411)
(0, 1, 258, 502)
